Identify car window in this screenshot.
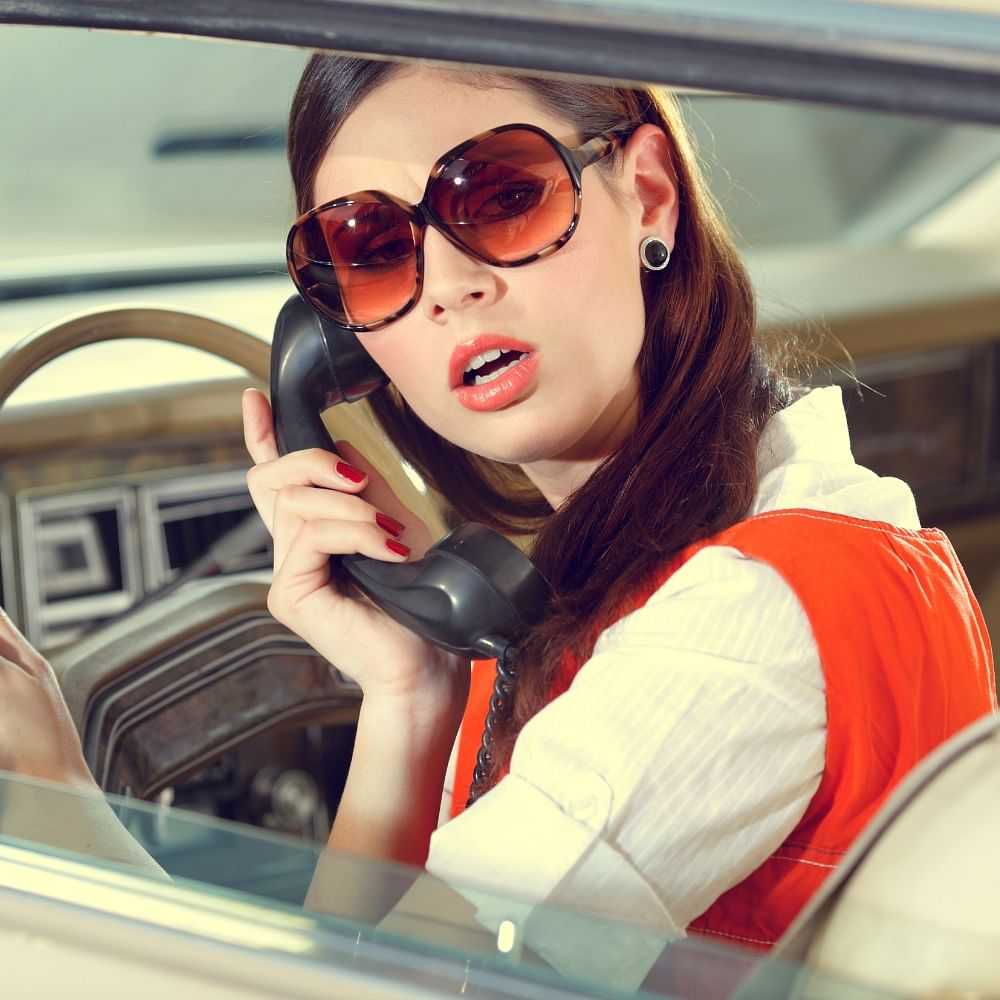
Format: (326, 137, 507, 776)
(3, 24, 997, 407)
(0, 771, 904, 997)
(1, 11, 999, 998)
(2, 25, 994, 275)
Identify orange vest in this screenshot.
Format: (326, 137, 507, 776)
(451, 509, 997, 951)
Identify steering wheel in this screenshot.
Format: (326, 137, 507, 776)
(0, 306, 447, 800)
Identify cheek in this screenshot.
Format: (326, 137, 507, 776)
(359, 332, 453, 431)
(360, 334, 430, 394)
(553, 181, 641, 306)
(531, 201, 645, 364)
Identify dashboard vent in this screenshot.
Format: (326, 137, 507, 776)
(16, 486, 141, 647)
(140, 469, 271, 589)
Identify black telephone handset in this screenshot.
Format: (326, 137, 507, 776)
(269, 294, 551, 666)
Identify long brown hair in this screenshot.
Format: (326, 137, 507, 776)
(288, 57, 793, 792)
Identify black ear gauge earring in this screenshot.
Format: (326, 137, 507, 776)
(640, 236, 671, 271)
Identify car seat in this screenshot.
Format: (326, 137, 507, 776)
(737, 707, 1000, 998)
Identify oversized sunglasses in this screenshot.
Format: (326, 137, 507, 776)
(286, 122, 623, 332)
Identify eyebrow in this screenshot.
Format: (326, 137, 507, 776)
(312, 160, 426, 211)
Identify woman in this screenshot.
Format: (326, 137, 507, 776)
(0, 55, 993, 972)
(240, 53, 995, 957)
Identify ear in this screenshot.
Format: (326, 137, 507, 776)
(618, 124, 680, 249)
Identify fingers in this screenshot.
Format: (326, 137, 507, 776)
(335, 439, 415, 530)
(241, 388, 419, 582)
(268, 519, 410, 620)
(271, 485, 404, 568)
(242, 388, 280, 465)
(246, 447, 370, 533)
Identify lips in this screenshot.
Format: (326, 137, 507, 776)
(449, 334, 537, 390)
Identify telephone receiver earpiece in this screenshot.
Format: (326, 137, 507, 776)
(269, 294, 551, 661)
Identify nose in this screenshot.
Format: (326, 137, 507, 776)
(420, 224, 502, 321)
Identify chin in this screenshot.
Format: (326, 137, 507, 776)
(416, 388, 595, 463)
(457, 419, 584, 466)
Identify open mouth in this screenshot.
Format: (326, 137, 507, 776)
(462, 348, 530, 386)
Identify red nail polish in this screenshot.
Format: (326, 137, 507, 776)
(336, 461, 365, 483)
(376, 512, 405, 536)
(385, 539, 410, 557)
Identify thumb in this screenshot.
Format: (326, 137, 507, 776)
(242, 388, 280, 464)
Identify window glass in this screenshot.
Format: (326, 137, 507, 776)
(0, 772, 901, 998)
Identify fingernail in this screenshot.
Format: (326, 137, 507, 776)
(385, 539, 410, 557)
(376, 512, 405, 536)
(336, 461, 366, 483)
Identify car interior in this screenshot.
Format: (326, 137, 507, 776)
(2, 12, 1000, 997)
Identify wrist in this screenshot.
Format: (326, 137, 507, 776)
(65, 764, 101, 794)
(361, 649, 470, 730)
(359, 681, 466, 755)
(327, 663, 467, 869)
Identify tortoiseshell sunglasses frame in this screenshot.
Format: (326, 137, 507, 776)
(286, 121, 624, 332)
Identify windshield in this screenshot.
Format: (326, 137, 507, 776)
(0, 27, 302, 279)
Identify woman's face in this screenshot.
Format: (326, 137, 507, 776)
(312, 69, 678, 475)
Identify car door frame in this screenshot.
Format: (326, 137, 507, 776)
(2, 0, 1000, 126)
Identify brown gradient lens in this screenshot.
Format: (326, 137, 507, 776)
(428, 129, 575, 263)
(290, 196, 419, 326)
(289, 129, 579, 327)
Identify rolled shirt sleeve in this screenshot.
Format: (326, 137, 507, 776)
(425, 545, 826, 989)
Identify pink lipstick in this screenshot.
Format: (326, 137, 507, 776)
(449, 334, 540, 413)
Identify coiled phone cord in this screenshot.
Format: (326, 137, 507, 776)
(465, 643, 518, 808)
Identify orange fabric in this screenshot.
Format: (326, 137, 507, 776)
(449, 509, 996, 949)
(451, 659, 497, 818)
(683, 510, 996, 950)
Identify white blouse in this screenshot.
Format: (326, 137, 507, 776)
(426, 386, 922, 986)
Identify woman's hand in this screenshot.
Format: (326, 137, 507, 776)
(0, 606, 96, 790)
(242, 388, 468, 711)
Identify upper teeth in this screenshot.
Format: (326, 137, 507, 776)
(464, 348, 507, 374)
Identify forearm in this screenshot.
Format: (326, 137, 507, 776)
(331, 690, 461, 864)
(304, 687, 464, 920)
(301, 687, 553, 972)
